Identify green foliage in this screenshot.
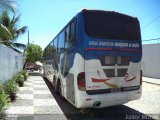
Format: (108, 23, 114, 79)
(25, 43, 43, 63)
(0, 0, 15, 14)
(20, 70, 28, 81)
(0, 23, 12, 45)
(0, 70, 29, 118)
(15, 73, 24, 87)
(0, 84, 3, 93)
(4, 79, 17, 102)
(0, 11, 27, 48)
(0, 84, 8, 119)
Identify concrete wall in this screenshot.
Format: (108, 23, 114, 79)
(142, 44, 160, 78)
(0, 44, 23, 83)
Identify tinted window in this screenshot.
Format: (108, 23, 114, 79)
(48, 41, 55, 57)
(70, 20, 75, 41)
(48, 45, 52, 56)
(84, 10, 140, 40)
(100, 56, 130, 66)
(47, 46, 49, 56)
(65, 26, 70, 49)
(43, 49, 47, 58)
(104, 69, 115, 77)
(58, 31, 65, 52)
(117, 69, 128, 77)
(117, 56, 130, 66)
(65, 20, 75, 49)
(54, 37, 58, 53)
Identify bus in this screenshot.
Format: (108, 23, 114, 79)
(43, 9, 142, 108)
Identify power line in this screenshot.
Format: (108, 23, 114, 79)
(142, 15, 160, 30)
(142, 37, 160, 41)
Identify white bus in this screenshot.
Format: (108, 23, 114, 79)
(43, 9, 142, 108)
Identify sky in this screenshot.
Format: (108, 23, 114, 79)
(15, 0, 160, 50)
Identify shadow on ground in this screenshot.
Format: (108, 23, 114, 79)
(42, 77, 155, 120)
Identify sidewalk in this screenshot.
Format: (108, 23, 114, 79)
(142, 77, 160, 85)
(5, 75, 67, 120)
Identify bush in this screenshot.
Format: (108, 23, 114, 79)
(4, 79, 17, 102)
(0, 84, 3, 94)
(15, 73, 25, 87)
(0, 84, 8, 119)
(0, 70, 28, 118)
(21, 70, 28, 81)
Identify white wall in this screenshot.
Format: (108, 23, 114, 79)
(142, 44, 160, 78)
(0, 44, 23, 83)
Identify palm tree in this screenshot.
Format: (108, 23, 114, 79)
(0, 11, 27, 47)
(0, 23, 12, 45)
(0, 0, 15, 14)
(0, 0, 14, 45)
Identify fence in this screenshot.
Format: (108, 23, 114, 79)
(0, 44, 24, 83)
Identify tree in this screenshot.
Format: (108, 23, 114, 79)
(0, 11, 27, 46)
(0, 23, 12, 45)
(0, 0, 15, 14)
(0, 0, 14, 45)
(25, 44, 43, 63)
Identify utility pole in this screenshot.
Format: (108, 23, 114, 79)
(27, 30, 30, 46)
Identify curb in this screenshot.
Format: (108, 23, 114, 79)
(142, 80, 160, 86)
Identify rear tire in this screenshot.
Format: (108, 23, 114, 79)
(53, 77, 56, 89)
(55, 80, 60, 94)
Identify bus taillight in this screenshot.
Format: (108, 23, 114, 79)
(77, 72, 85, 91)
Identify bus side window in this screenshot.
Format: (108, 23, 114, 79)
(58, 31, 65, 53)
(69, 20, 75, 47)
(48, 43, 54, 58)
(65, 20, 75, 50)
(46, 46, 49, 58)
(65, 26, 70, 49)
(54, 37, 58, 54)
(43, 49, 46, 58)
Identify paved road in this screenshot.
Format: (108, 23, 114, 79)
(5, 75, 160, 120)
(44, 77, 160, 120)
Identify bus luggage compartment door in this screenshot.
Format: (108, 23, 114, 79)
(66, 73, 75, 104)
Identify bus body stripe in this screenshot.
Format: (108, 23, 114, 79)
(86, 48, 141, 52)
(92, 78, 112, 82)
(86, 48, 112, 51)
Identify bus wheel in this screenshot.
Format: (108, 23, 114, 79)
(55, 80, 60, 95)
(53, 77, 56, 88)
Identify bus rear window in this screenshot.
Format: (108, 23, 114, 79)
(83, 10, 140, 40)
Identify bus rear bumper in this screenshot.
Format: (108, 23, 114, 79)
(76, 86, 142, 108)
